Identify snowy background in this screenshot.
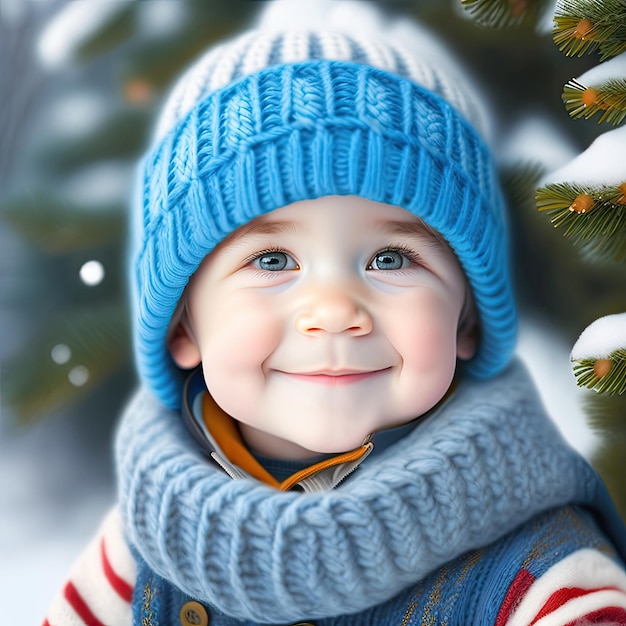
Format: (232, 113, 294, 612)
(0, 1, 611, 623)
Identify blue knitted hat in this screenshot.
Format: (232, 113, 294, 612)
(131, 13, 517, 409)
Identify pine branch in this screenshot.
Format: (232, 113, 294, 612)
(586, 390, 626, 433)
(578, 233, 626, 262)
(460, 0, 549, 28)
(37, 108, 150, 176)
(553, 0, 626, 60)
(501, 161, 546, 211)
(563, 78, 626, 125)
(71, 3, 135, 62)
(600, 33, 626, 61)
(0, 194, 125, 254)
(2, 303, 130, 425)
(592, 437, 626, 521)
(573, 349, 626, 394)
(586, 393, 626, 519)
(536, 182, 626, 262)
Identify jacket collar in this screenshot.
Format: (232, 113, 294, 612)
(180, 367, 430, 491)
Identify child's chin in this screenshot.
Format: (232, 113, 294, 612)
(301, 434, 368, 456)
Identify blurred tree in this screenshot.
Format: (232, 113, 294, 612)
(1, 1, 252, 427)
(463, 0, 626, 518)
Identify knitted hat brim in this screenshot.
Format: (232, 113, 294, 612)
(133, 60, 517, 409)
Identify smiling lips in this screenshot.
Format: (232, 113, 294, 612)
(280, 368, 392, 385)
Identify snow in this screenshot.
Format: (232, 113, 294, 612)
(499, 114, 578, 171)
(46, 91, 111, 140)
(540, 125, 626, 186)
(37, 0, 135, 69)
(577, 51, 626, 86)
(518, 317, 600, 458)
(136, 1, 187, 37)
(0, 411, 115, 623)
(536, 0, 558, 35)
(571, 312, 626, 360)
(61, 161, 134, 209)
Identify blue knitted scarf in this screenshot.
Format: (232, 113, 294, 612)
(116, 360, 599, 623)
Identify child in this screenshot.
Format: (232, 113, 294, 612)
(44, 2, 626, 625)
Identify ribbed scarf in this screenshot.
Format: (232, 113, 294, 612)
(116, 360, 599, 623)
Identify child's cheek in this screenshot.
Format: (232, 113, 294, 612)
(385, 292, 459, 409)
(391, 292, 458, 361)
(200, 290, 283, 417)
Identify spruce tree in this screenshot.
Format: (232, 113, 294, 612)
(0, 2, 250, 425)
(461, 0, 626, 517)
(537, 0, 626, 517)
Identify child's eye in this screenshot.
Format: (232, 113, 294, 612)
(368, 249, 415, 271)
(251, 250, 299, 271)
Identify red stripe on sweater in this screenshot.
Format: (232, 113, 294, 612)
(495, 569, 536, 626)
(100, 538, 133, 602)
(64, 582, 106, 626)
(565, 606, 626, 625)
(530, 586, 621, 624)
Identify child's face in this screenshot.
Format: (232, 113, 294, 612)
(170, 196, 476, 459)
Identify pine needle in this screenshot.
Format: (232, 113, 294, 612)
(553, 0, 626, 60)
(460, 0, 545, 28)
(563, 78, 626, 125)
(573, 349, 626, 394)
(585, 391, 626, 434)
(536, 182, 626, 262)
(501, 161, 546, 211)
(578, 231, 626, 263)
(598, 36, 626, 61)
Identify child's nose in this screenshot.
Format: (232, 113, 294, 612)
(294, 289, 373, 336)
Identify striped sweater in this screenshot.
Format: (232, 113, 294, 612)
(44, 506, 626, 625)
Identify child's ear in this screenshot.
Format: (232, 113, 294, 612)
(456, 325, 478, 361)
(168, 322, 202, 369)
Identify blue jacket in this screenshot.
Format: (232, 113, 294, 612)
(117, 362, 626, 625)
(132, 503, 624, 625)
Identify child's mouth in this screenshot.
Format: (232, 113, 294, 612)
(278, 368, 392, 385)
